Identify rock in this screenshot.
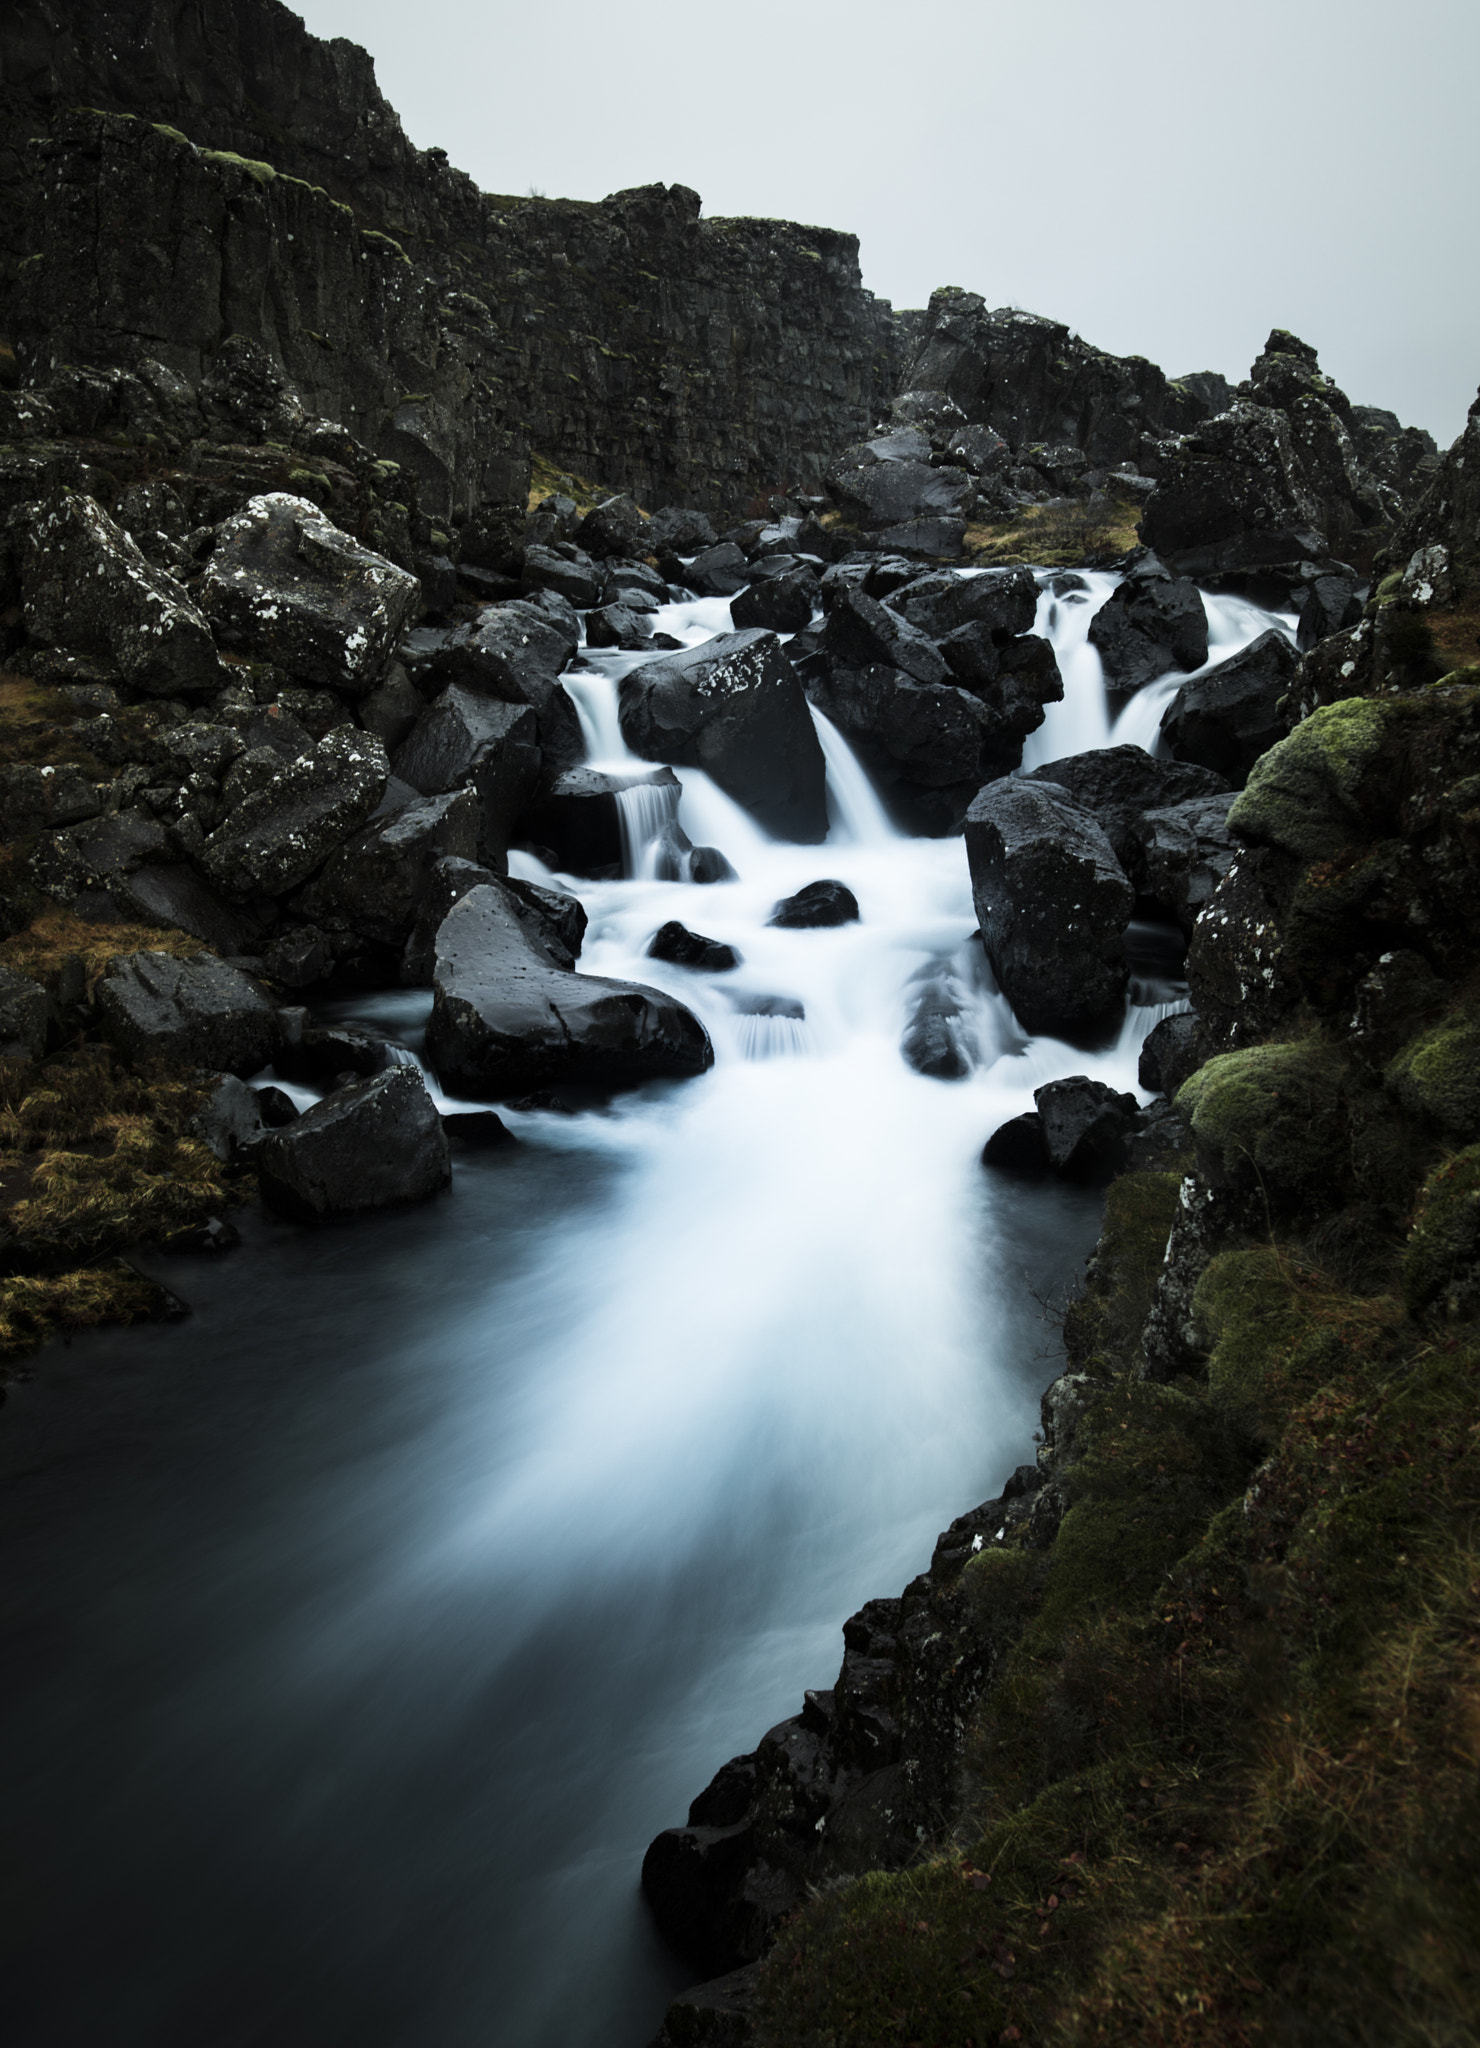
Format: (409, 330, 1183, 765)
(1129, 794, 1238, 931)
(900, 966, 974, 1079)
(427, 882, 713, 1098)
(802, 664, 1006, 834)
(1022, 746, 1230, 868)
(400, 856, 500, 985)
(295, 789, 479, 951)
(683, 543, 750, 598)
(22, 491, 220, 697)
(201, 494, 419, 698)
(199, 728, 389, 899)
(647, 921, 740, 972)
(981, 1111, 1051, 1173)
(442, 1109, 516, 1147)
(0, 762, 102, 840)
(767, 879, 858, 929)
(1296, 572, 1363, 652)
(689, 845, 739, 884)
(521, 543, 602, 610)
(821, 587, 948, 685)
(115, 864, 257, 956)
(521, 765, 682, 878)
(1139, 402, 1325, 587)
(359, 662, 423, 750)
(647, 507, 718, 555)
(1140, 1011, 1202, 1096)
(256, 1066, 451, 1221)
(392, 690, 540, 862)
(430, 601, 581, 768)
(98, 951, 282, 1075)
(730, 566, 818, 634)
(190, 1074, 266, 1163)
(585, 603, 653, 650)
(1034, 1074, 1141, 1180)
(601, 559, 668, 606)
(253, 1084, 301, 1127)
(0, 964, 53, 1060)
(1160, 629, 1296, 784)
(619, 631, 828, 843)
(889, 564, 1038, 644)
(825, 441, 971, 555)
(1086, 552, 1209, 689)
(275, 1024, 397, 1084)
(646, 1965, 761, 2048)
(965, 778, 1134, 1037)
(575, 495, 647, 561)
(260, 924, 335, 990)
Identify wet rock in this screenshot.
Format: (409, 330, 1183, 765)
(1139, 1010, 1202, 1097)
(901, 967, 974, 1079)
(201, 494, 419, 698)
(190, 1073, 266, 1163)
(575, 495, 647, 561)
(22, 491, 220, 697)
(1296, 572, 1363, 652)
(683, 543, 750, 598)
(295, 788, 479, 951)
(521, 765, 682, 878)
(1086, 551, 1209, 689)
(619, 630, 828, 843)
(648, 921, 740, 972)
(1160, 628, 1296, 784)
(966, 777, 1133, 1037)
(98, 951, 281, 1075)
(729, 566, 818, 635)
(260, 924, 335, 990)
(981, 1111, 1050, 1173)
(441, 1109, 516, 1147)
(427, 881, 713, 1098)
(689, 845, 739, 884)
(392, 689, 540, 855)
(768, 880, 859, 929)
(1129, 794, 1237, 932)
(430, 601, 581, 768)
(400, 856, 501, 985)
(821, 586, 948, 685)
(1022, 746, 1229, 869)
(889, 565, 1039, 644)
(256, 1066, 451, 1221)
(0, 964, 53, 1061)
(521, 543, 602, 610)
(601, 559, 668, 607)
(253, 1084, 301, 1128)
(802, 664, 1008, 834)
(645, 1964, 761, 2048)
(199, 728, 389, 899)
(647, 507, 718, 555)
(585, 603, 653, 650)
(1035, 1074, 1141, 1179)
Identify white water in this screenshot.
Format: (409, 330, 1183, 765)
(2, 565, 1300, 2048)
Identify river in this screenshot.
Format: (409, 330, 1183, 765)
(0, 568, 1289, 2047)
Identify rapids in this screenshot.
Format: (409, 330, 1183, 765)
(0, 570, 1293, 2048)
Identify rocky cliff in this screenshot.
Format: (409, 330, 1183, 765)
(1, 0, 898, 527)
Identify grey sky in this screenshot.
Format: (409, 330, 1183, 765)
(294, 0, 1479, 446)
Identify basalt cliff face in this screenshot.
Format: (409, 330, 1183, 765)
(1, 0, 898, 528)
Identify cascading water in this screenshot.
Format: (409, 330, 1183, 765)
(0, 567, 1295, 2048)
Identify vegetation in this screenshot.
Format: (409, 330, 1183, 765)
(965, 494, 1143, 570)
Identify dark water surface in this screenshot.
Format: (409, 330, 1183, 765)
(0, 1125, 1102, 2048)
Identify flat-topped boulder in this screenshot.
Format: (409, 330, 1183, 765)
(619, 630, 828, 843)
(427, 882, 713, 1098)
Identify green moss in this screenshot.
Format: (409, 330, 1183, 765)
(360, 229, 411, 266)
(1375, 570, 1405, 602)
(1176, 1039, 1351, 1199)
(1402, 1143, 1480, 1315)
(1227, 695, 1404, 860)
(150, 123, 192, 148)
(200, 148, 277, 187)
(1193, 1247, 1310, 1423)
(1063, 1169, 1185, 1376)
(1386, 1012, 1480, 1140)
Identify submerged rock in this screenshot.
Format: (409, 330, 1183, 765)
(256, 1066, 451, 1220)
(427, 882, 713, 1098)
(768, 880, 859, 929)
(647, 921, 740, 972)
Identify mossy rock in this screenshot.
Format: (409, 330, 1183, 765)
(1386, 1012, 1480, 1140)
(1402, 1143, 1480, 1315)
(1176, 1040, 1351, 1200)
(1227, 696, 1407, 861)
(1064, 1169, 1185, 1376)
(1193, 1247, 1309, 1423)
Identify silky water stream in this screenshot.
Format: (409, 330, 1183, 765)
(0, 574, 1293, 2047)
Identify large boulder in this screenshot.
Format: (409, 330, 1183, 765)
(1086, 553, 1209, 690)
(295, 790, 479, 951)
(426, 601, 582, 770)
(201, 494, 419, 698)
(521, 543, 602, 610)
(22, 492, 219, 697)
(199, 728, 388, 900)
(98, 951, 281, 1075)
(965, 778, 1134, 1037)
(825, 433, 971, 555)
(888, 565, 1039, 646)
(804, 663, 1020, 834)
(391, 691, 540, 867)
(1139, 404, 1325, 585)
(820, 587, 949, 684)
(1159, 629, 1296, 784)
(683, 543, 750, 598)
(427, 883, 714, 1097)
(575, 495, 647, 561)
(619, 630, 828, 843)
(256, 1066, 451, 1221)
(1128, 795, 1238, 933)
(1022, 746, 1229, 868)
(730, 567, 819, 635)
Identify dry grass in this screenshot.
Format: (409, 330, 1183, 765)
(966, 494, 1143, 569)
(526, 451, 641, 519)
(0, 906, 206, 996)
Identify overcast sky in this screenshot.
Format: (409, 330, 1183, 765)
(295, 0, 1479, 445)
